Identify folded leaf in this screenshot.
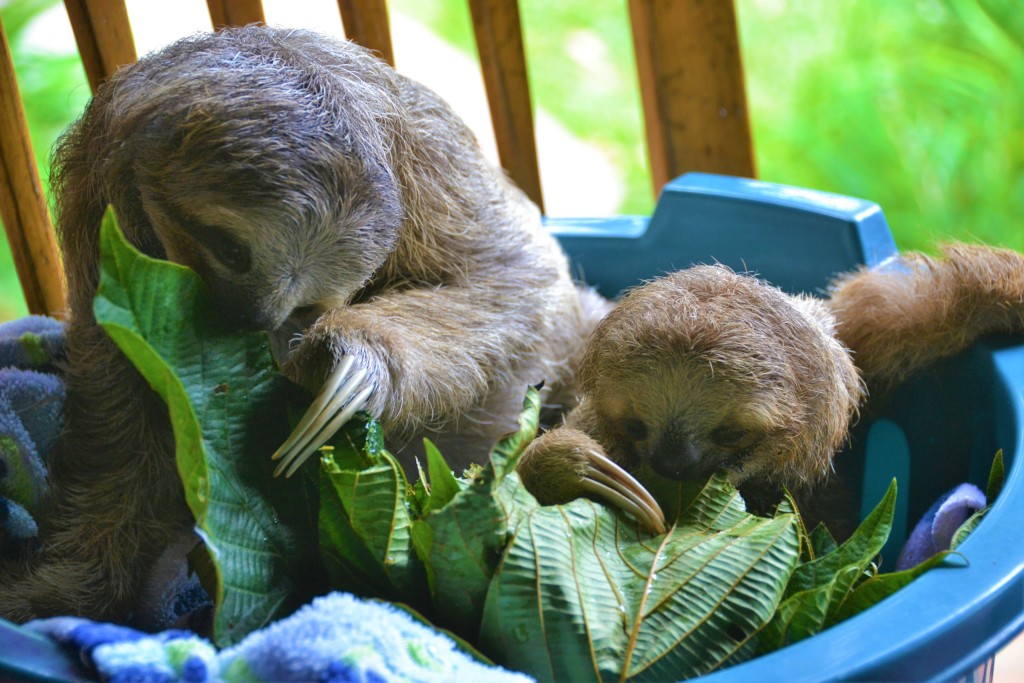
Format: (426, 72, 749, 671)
(93, 208, 319, 646)
(759, 479, 898, 652)
(319, 443, 426, 606)
(411, 387, 542, 634)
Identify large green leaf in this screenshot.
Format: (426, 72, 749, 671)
(93, 208, 319, 646)
(318, 424, 427, 607)
(479, 476, 801, 682)
(830, 551, 953, 625)
(410, 387, 543, 634)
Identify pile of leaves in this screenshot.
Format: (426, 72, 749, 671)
(92, 210, 963, 681)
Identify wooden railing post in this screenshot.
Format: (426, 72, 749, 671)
(64, 0, 136, 93)
(629, 0, 756, 194)
(468, 0, 544, 212)
(0, 19, 66, 317)
(207, 0, 266, 29)
(337, 0, 394, 67)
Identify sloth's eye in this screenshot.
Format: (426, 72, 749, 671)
(710, 426, 759, 450)
(622, 418, 649, 441)
(208, 229, 252, 274)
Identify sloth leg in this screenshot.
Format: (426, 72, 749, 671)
(272, 278, 584, 476)
(518, 427, 666, 534)
(0, 325, 192, 622)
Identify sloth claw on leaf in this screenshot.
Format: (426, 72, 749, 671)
(272, 354, 373, 478)
(518, 430, 667, 534)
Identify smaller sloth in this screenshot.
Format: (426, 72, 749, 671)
(518, 244, 1024, 534)
(517, 265, 864, 534)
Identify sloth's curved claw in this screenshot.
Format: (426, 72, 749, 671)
(578, 449, 667, 535)
(272, 354, 373, 478)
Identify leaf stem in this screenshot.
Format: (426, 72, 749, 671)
(619, 527, 676, 683)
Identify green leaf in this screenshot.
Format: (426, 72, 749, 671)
(93, 208, 319, 646)
(809, 523, 839, 560)
(948, 450, 1005, 552)
(318, 444, 426, 604)
(422, 438, 462, 515)
(410, 386, 542, 634)
(987, 449, 1005, 503)
(757, 480, 899, 652)
(950, 508, 987, 551)
(830, 551, 954, 625)
(758, 563, 864, 653)
(785, 479, 896, 596)
(479, 476, 801, 682)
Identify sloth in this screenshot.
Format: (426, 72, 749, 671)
(517, 265, 864, 534)
(518, 244, 1024, 535)
(0, 26, 592, 623)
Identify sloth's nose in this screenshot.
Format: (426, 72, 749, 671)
(649, 432, 704, 480)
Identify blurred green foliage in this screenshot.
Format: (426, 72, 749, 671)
(1, 0, 1022, 321)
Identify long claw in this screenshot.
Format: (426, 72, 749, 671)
(279, 385, 373, 479)
(578, 449, 667, 534)
(272, 355, 355, 461)
(272, 355, 374, 478)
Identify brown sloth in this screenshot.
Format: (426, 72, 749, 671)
(0, 26, 591, 623)
(518, 245, 1024, 535)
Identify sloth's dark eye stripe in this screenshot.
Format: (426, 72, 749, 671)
(164, 203, 252, 274)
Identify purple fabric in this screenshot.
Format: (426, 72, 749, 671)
(0, 315, 64, 369)
(896, 483, 986, 571)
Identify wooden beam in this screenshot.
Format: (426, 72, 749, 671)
(0, 19, 66, 317)
(629, 0, 756, 194)
(468, 0, 544, 212)
(337, 0, 394, 67)
(207, 0, 266, 29)
(63, 0, 136, 93)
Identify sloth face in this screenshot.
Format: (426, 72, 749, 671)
(590, 355, 797, 487)
(97, 31, 405, 335)
(578, 265, 860, 491)
(140, 184, 398, 333)
(130, 119, 402, 334)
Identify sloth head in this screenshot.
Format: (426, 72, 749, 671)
(53, 27, 411, 330)
(579, 266, 864, 490)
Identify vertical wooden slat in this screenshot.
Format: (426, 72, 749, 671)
(0, 20, 66, 317)
(207, 0, 266, 29)
(337, 0, 394, 67)
(467, 0, 544, 212)
(629, 0, 756, 195)
(63, 0, 136, 94)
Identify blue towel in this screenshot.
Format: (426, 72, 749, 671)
(29, 591, 533, 682)
(0, 315, 64, 370)
(0, 316, 66, 555)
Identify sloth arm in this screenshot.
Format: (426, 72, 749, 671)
(517, 401, 666, 534)
(274, 277, 574, 477)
